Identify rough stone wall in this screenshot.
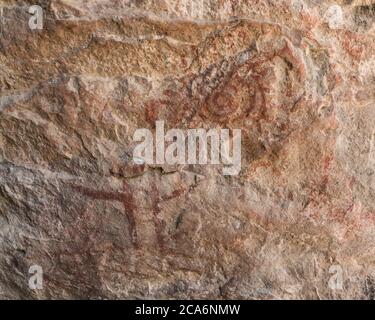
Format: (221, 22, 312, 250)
(0, 0, 374, 299)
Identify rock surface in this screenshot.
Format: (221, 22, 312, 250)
(0, 0, 374, 299)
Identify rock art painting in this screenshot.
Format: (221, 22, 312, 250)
(0, 0, 374, 300)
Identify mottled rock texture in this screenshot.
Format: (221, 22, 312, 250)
(0, 0, 374, 299)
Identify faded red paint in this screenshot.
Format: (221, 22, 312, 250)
(71, 182, 138, 248)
